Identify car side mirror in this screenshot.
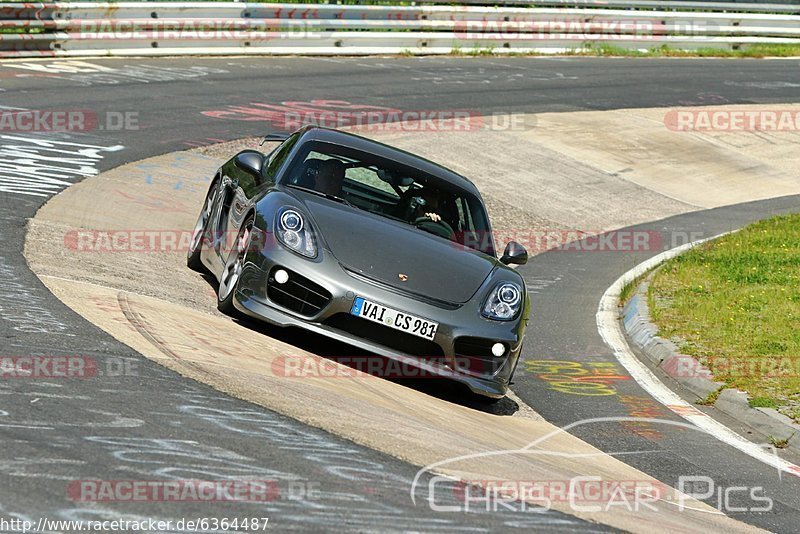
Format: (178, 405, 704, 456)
(500, 241, 528, 265)
(234, 151, 266, 182)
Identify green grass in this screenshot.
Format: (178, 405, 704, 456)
(620, 271, 652, 306)
(769, 436, 790, 449)
(649, 214, 800, 422)
(750, 396, 779, 409)
(619, 280, 638, 305)
(696, 385, 726, 406)
(449, 43, 800, 58)
(0, 27, 44, 34)
(450, 45, 497, 56)
(572, 42, 800, 58)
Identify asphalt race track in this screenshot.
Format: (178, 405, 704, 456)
(2, 56, 800, 532)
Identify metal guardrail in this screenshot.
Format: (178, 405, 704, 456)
(5, 0, 795, 12)
(408, 0, 800, 8)
(0, 2, 798, 57)
(2, 1, 798, 18)
(411, 0, 800, 9)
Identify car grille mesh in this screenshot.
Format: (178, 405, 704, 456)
(454, 337, 504, 376)
(267, 268, 332, 317)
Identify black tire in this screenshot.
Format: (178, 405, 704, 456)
(187, 180, 218, 272)
(474, 394, 503, 405)
(217, 215, 254, 316)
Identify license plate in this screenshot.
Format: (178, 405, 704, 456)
(350, 296, 438, 340)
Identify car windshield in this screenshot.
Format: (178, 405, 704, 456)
(281, 140, 495, 256)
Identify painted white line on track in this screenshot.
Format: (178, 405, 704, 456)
(596, 235, 800, 479)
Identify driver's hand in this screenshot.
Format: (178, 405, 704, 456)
(425, 212, 441, 222)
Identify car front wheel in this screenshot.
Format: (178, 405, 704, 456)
(217, 215, 254, 315)
(187, 180, 217, 272)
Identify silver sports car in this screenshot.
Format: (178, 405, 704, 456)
(188, 126, 530, 399)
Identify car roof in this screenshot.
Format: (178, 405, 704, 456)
(295, 126, 481, 196)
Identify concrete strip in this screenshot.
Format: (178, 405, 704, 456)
(26, 107, 800, 530)
(515, 104, 800, 209)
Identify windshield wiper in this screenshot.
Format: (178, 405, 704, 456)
(286, 184, 357, 209)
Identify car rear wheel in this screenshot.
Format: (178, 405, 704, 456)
(187, 180, 217, 272)
(217, 215, 254, 315)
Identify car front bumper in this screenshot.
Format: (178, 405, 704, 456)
(233, 245, 527, 398)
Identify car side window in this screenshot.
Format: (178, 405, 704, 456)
(264, 133, 300, 181)
(458, 198, 474, 231)
(344, 166, 399, 199)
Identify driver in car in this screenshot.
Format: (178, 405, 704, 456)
(314, 159, 346, 196)
(412, 190, 444, 223)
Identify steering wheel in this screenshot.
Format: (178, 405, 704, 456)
(414, 216, 455, 240)
(393, 186, 423, 219)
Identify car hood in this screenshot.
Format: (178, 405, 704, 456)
(300, 194, 497, 304)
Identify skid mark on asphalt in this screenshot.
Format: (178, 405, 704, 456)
(0, 255, 75, 336)
(522, 274, 562, 294)
(0, 127, 123, 197)
(1, 60, 229, 87)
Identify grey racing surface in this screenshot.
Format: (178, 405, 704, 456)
(1, 56, 799, 531)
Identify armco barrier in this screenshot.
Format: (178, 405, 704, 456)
(0, 1, 798, 57)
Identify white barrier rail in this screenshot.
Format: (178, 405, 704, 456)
(2, 1, 797, 17)
(2, 1, 798, 19)
(404, 0, 800, 12)
(0, 1, 798, 57)
(3, 14, 800, 37)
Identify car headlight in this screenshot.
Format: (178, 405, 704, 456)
(275, 207, 317, 258)
(482, 282, 523, 321)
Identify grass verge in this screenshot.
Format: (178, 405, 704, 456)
(571, 43, 800, 58)
(648, 214, 800, 422)
(620, 271, 650, 306)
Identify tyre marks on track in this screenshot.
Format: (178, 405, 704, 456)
(0, 254, 73, 336)
(0, 131, 123, 198)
